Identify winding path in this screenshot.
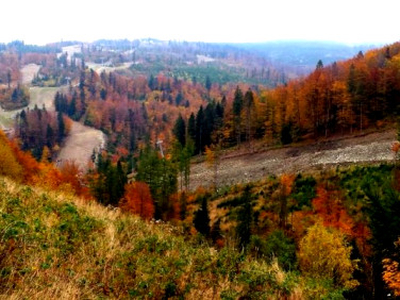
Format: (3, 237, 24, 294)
(0, 63, 106, 172)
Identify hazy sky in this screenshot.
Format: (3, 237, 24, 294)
(2, 0, 399, 45)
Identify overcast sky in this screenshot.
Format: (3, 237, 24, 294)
(2, 0, 399, 45)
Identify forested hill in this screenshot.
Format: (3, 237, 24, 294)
(91, 39, 374, 83)
(1, 39, 400, 298)
(239, 41, 377, 74)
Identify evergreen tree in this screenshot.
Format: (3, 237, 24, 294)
(100, 88, 107, 100)
(68, 95, 77, 117)
(148, 74, 157, 90)
(57, 111, 65, 144)
(136, 146, 178, 220)
(221, 95, 227, 107)
(316, 59, 324, 69)
(244, 89, 255, 146)
(281, 122, 293, 145)
(233, 86, 244, 145)
(182, 141, 194, 190)
(46, 124, 54, 148)
(173, 139, 194, 192)
(364, 179, 400, 298)
(215, 101, 224, 129)
(173, 114, 186, 147)
(158, 158, 178, 219)
(91, 156, 127, 207)
(205, 75, 212, 92)
(233, 86, 244, 117)
(175, 92, 184, 106)
(188, 113, 196, 144)
(195, 106, 205, 154)
(236, 185, 253, 249)
(203, 103, 216, 148)
(211, 218, 223, 244)
(194, 195, 210, 236)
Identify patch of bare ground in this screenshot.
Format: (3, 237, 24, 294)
(20, 64, 41, 85)
(190, 130, 397, 190)
(86, 62, 132, 75)
(57, 122, 106, 172)
(28, 87, 60, 111)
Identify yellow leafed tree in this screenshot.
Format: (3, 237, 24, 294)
(0, 132, 23, 181)
(298, 222, 359, 290)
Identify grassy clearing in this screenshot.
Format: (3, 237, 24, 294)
(0, 115, 13, 129)
(28, 87, 59, 111)
(0, 86, 60, 132)
(0, 176, 300, 299)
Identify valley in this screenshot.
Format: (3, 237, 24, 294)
(1, 39, 400, 299)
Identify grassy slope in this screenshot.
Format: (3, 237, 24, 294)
(0, 177, 299, 299)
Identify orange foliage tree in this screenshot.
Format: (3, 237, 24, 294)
(311, 185, 372, 275)
(383, 257, 400, 296)
(120, 182, 154, 220)
(312, 187, 354, 236)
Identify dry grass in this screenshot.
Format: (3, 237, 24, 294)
(0, 176, 303, 299)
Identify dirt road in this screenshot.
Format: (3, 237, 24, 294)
(0, 63, 106, 172)
(190, 130, 396, 190)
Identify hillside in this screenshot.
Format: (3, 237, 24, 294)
(3, 159, 400, 298)
(190, 129, 396, 190)
(0, 176, 300, 299)
(1, 39, 400, 299)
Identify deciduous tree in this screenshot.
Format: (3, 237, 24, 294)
(298, 222, 358, 290)
(120, 182, 154, 220)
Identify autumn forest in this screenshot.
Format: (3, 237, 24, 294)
(1, 39, 400, 298)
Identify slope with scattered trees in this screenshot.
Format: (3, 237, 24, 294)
(1, 39, 400, 298)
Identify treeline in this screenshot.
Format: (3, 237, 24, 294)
(15, 106, 67, 160)
(261, 45, 400, 140)
(54, 67, 211, 155)
(174, 43, 400, 153)
(31, 52, 84, 87)
(0, 85, 29, 110)
(51, 41, 400, 160)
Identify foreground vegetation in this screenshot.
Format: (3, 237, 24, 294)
(0, 176, 305, 299)
(2, 162, 400, 298)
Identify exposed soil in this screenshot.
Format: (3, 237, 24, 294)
(189, 130, 396, 190)
(57, 122, 106, 172)
(20, 64, 41, 85)
(86, 62, 132, 75)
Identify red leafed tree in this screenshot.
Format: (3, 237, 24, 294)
(120, 182, 154, 220)
(312, 187, 354, 236)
